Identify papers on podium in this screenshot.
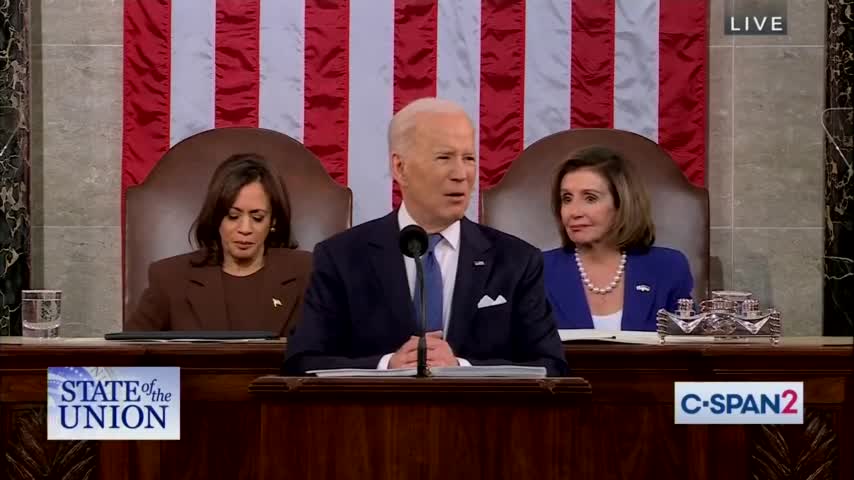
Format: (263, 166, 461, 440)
(307, 365, 547, 378)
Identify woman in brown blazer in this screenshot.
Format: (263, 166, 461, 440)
(127, 153, 313, 336)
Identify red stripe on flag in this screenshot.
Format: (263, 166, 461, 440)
(479, 0, 526, 190)
(659, 0, 707, 186)
(392, 0, 438, 209)
(570, 0, 615, 128)
(215, 0, 261, 128)
(122, 0, 171, 300)
(122, 0, 171, 192)
(304, 0, 350, 186)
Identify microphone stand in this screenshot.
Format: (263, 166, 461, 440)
(413, 251, 429, 377)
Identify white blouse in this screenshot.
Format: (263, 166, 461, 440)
(591, 309, 623, 331)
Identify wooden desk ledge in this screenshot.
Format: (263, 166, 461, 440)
(249, 375, 592, 397)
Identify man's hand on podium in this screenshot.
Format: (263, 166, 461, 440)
(425, 331, 459, 367)
(387, 332, 460, 369)
(389, 336, 420, 369)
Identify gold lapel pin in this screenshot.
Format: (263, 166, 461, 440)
(272, 298, 283, 307)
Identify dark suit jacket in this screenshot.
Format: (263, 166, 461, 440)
(283, 211, 568, 376)
(127, 248, 313, 336)
(543, 246, 693, 331)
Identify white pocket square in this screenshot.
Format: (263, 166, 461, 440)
(477, 294, 507, 309)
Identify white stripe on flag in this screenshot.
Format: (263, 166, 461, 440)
(523, 0, 572, 148)
(259, 0, 305, 141)
(348, 0, 394, 225)
(170, 0, 216, 146)
(614, 0, 659, 141)
(437, 0, 481, 221)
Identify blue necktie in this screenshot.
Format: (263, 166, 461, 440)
(413, 233, 444, 333)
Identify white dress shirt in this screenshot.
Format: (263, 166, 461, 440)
(378, 203, 470, 369)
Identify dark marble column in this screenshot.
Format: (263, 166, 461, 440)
(0, 0, 29, 336)
(824, 0, 854, 336)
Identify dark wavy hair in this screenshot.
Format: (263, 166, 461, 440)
(190, 153, 296, 266)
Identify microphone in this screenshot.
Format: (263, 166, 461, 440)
(399, 225, 429, 377)
(399, 224, 428, 258)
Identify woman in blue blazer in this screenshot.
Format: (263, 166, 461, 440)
(543, 146, 693, 331)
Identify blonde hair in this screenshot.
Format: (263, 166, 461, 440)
(551, 146, 655, 250)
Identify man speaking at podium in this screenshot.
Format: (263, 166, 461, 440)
(284, 98, 567, 377)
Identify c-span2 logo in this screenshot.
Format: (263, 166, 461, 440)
(675, 382, 803, 425)
(47, 367, 180, 440)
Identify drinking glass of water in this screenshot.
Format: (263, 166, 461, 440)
(22, 290, 62, 338)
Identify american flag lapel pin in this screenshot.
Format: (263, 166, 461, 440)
(474, 260, 486, 266)
(635, 284, 651, 293)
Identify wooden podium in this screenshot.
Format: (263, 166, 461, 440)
(1, 338, 851, 479)
(250, 376, 591, 479)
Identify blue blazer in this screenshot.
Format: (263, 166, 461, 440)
(543, 246, 693, 331)
(283, 211, 568, 377)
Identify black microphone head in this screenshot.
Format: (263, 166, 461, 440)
(399, 225, 428, 258)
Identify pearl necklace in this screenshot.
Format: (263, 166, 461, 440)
(575, 250, 627, 295)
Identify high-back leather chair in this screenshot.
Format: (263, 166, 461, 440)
(124, 127, 352, 322)
(481, 128, 709, 300)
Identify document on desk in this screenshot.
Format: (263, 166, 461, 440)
(308, 368, 418, 377)
(307, 365, 547, 378)
(559, 329, 725, 344)
(559, 329, 661, 344)
(103, 331, 280, 342)
(123, 338, 271, 344)
(430, 365, 546, 378)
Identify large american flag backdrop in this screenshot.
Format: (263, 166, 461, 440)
(123, 0, 707, 226)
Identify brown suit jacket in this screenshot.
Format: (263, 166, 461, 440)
(126, 248, 313, 336)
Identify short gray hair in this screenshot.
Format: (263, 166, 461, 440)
(388, 97, 469, 156)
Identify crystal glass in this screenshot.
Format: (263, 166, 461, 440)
(22, 290, 62, 338)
